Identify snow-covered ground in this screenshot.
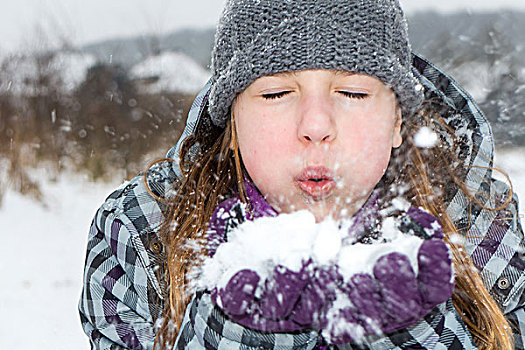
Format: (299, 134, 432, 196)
(494, 147, 525, 209)
(0, 148, 523, 349)
(131, 51, 210, 94)
(0, 51, 96, 95)
(0, 172, 121, 349)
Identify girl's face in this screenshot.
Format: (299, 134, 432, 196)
(233, 69, 402, 222)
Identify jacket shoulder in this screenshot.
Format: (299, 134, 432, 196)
(92, 159, 179, 297)
(96, 159, 178, 234)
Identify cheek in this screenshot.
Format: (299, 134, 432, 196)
(341, 117, 393, 154)
(239, 114, 285, 156)
(237, 115, 295, 185)
(364, 131, 394, 169)
(338, 117, 395, 183)
(344, 137, 392, 173)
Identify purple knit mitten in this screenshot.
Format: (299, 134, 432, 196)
(212, 261, 330, 332)
(325, 208, 455, 344)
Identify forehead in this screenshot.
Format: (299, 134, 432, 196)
(248, 70, 387, 88)
(266, 70, 356, 78)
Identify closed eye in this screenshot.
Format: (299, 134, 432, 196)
(262, 91, 291, 100)
(338, 91, 369, 99)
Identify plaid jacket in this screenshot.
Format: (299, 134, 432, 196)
(79, 55, 525, 349)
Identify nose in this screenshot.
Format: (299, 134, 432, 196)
(297, 93, 336, 144)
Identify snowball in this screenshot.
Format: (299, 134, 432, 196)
(414, 127, 438, 148)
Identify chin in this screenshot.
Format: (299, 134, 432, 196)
(305, 204, 339, 223)
(307, 199, 363, 223)
(272, 195, 349, 222)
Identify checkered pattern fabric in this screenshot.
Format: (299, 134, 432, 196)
(79, 162, 178, 349)
(175, 293, 319, 350)
(79, 54, 525, 349)
(174, 292, 476, 349)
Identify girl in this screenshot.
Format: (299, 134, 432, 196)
(79, 0, 525, 349)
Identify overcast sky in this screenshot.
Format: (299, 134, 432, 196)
(2, 0, 525, 53)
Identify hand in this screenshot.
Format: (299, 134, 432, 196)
(324, 235, 454, 344)
(290, 265, 341, 327)
(212, 261, 322, 332)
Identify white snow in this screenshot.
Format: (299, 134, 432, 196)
(0, 51, 96, 95)
(0, 148, 523, 349)
(414, 126, 439, 148)
(494, 147, 525, 211)
(52, 52, 97, 92)
(0, 171, 119, 349)
(131, 51, 210, 94)
(197, 209, 426, 298)
(337, 219, 423, 276)
(198, 210, 324, 292)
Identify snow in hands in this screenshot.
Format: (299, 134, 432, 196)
(194, 206, 455, 344)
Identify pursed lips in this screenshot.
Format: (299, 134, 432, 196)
(294, 166, 336, 200)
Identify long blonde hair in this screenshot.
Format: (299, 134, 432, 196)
(153, 103, 513, 349)
(392, 103, 514, 349)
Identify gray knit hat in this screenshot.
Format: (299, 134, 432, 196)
(209, 0, 424, 128)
